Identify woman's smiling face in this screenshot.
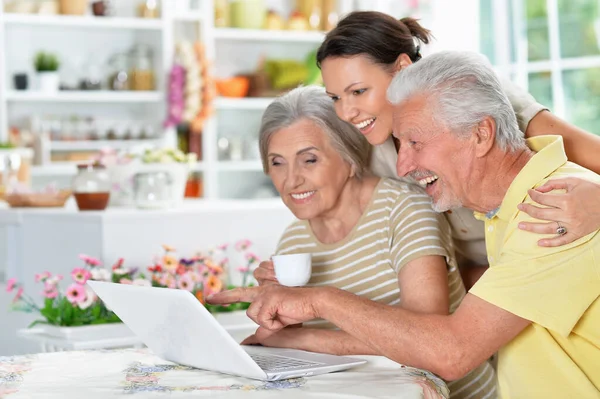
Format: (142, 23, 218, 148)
(321, 55, 398, 146)
(266, 119, 353, 221)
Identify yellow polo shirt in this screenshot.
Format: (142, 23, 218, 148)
(470, 135, 600, 398)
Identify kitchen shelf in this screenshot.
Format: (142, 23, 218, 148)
(31, 162, 79, 176)
(6, 91, 163, 103)
(214, 28, 326, 43)
(32, 161, 206, 176)
(49, 139, 165, 152)
(170, 12, 204, 22)
(3, 13, 163, 30)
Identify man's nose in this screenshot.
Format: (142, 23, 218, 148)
(396, 147, 417, 177)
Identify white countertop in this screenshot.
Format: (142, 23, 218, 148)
(0, 198, 289, 224)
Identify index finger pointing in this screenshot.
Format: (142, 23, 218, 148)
(206, 287, 261, 304)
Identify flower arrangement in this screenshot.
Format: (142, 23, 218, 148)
(6, 240, 260, 327)
(6, 255, 138, 327)
(147, 241, 259, 313)
(140, 148, 197, 165)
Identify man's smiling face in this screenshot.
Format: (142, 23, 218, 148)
(393, 95, 475, 213)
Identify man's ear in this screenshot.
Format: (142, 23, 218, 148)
(392, 53, 413, 74)
(473, 116, 496, 158)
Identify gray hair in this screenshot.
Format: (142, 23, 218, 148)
(259, 85, 370, 177)
(387, 51, 525, 152)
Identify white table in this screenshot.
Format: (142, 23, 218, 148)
(0, 348, 449, 398)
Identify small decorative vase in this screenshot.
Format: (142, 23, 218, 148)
(36, 71, 60, 92)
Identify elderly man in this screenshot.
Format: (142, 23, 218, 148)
(207, 52, 600, 398)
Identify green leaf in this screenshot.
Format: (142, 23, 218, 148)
(28, 319, 50, 328)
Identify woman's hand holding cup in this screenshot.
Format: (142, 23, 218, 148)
(253, 259, 279, 286)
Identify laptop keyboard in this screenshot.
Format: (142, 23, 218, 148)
(249, 353, 325, 371)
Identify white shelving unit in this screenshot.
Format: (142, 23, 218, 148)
(214, 27, 326, 43)
(3, 13, 164, 30)
(0, 0, 173, 187)
(6, 90, 162, 103)
(2, 0, 444, 199)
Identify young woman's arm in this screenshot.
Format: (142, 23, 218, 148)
(526, 110, 600, 174)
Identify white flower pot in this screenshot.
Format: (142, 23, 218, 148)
(36, 71, 60, 92)
(37, 322, 134, 341)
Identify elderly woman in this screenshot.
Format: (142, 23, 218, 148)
(249, 86, 495, 399)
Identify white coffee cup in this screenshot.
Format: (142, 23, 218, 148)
(271, 253, 312, 287)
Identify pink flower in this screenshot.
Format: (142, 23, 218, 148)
(71, 268, 91, 284)
(79, 254, 101, 267)
(119, 278, 133, 285)
(5, 278, 17, 292)
(43, 285, 59, 299)
(245, 252, 260, 265)
(235, 239, 252, 251)
(46, 275, 63, 286)
(65, 283, 86, 304)
(78, 286, 97, 310)
(217, 243, 228, 251)
(177, 273, 195, 291)
(236, 266, 250, 273)
(35, 271, 51, 283)
(12, 287, 24, 303)
(160, 274, 176, 289)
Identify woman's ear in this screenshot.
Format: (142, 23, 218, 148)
(393, 53, 413, 74)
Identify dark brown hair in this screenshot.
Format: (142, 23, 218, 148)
(316, 11, 433, 69)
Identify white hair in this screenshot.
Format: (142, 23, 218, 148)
(387, 51, 526, 152)
(259, 85, 370, 177)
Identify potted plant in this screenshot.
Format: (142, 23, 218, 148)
(97, 147, 197, 208)
(34, 51, 60, 93)
(6, 240, 259, 343)
(6, 255, 139, 340)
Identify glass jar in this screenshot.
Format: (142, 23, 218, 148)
(107, 52, 129, 91)
(133, 171, 173, 209)
(138, 0, 159, 18)
(214, 0, 230, 27)
(129, 45, 155, 91)
(72, 164, 111, 211)
(230, 0, 266, 29)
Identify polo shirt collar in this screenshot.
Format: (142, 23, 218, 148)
(474, 135, 567, 222)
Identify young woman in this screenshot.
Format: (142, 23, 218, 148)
(316, 10, 600, 287)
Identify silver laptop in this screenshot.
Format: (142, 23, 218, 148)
(87, 281, 366, 381)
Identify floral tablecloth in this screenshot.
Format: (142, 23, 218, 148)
(0, 348, 448, 398)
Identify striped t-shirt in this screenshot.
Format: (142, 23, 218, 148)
(276, 177, 497, 399)
(276, 178, 465, 311)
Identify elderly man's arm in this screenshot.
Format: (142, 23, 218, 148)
(210, 284, 529, 381)
(243, 254, 451, 355)
(313, 288, 529, 380)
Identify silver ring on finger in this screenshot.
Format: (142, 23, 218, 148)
(556, 222, 567, 236)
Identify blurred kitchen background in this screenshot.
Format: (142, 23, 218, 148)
(0, 0, 598, 201)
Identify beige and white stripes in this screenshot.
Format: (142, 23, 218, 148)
(276, 178, 496, 399)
